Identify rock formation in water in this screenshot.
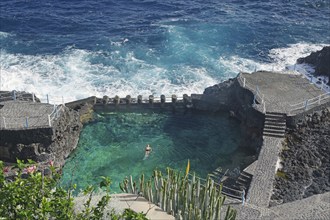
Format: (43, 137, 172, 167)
(297, 46, 330, 85)
(193, 78, 264, 154)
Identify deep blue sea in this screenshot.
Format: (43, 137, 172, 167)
(1, 0, 329, 101)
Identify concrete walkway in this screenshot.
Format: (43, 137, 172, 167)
(0, 101, 55, 129)
(224, 192, 330, 220)
(240, 71, 324, 113)
(246, 136, 283, 207)
(74, 193, 175, 220)
(247, 112, 286, 207)
(236, 72, 330, 219)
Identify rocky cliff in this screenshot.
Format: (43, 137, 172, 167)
(192, 77, 264, 153)
(0, 106, 82, 168)
(297, 46, 330, 85)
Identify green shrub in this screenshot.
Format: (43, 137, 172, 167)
(276, 170, 287, 179)
(0, 160, 146, 220)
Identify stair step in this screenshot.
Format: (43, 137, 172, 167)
(264, 122, 286, 127)
(265, 117, 286, 122)
(266, 112, 287, 116)
(264, 125, 286, 130)
(263, 133, 285, 138)
(237, 173, 252, 180)
(240, 171, 253, 178)
(236, 178, 249, 185)
(265, 114, 286, 119)
(263, 129, 285, 134)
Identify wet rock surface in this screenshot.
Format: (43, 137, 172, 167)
(271, 107, 330, 206)
(297, 46, 330, 85)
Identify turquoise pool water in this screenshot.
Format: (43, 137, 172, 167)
(61, 111, 253, 193)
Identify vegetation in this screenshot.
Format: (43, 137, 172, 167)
(0, 159, 147, 220)
(120, 160, 237, 220)
(276, 170, 288, 179)
(0, 159, 237, 220)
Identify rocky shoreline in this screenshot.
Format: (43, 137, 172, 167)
(271, 107, 330, 206)
(297, 46, 330, 85)
(0, 91, 82, 169)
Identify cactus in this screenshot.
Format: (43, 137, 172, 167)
(139, 174, 145, 194)
(119, 164, 236, 220)
(224, 206, 237, 220)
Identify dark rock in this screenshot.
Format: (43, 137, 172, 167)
(297, 46, 330, 85)
(0, 106, 82, 169)
(271, 107, 330, 206)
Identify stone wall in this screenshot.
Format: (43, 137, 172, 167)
(0, 106, 82, 168)
(192, 77, 265, 152)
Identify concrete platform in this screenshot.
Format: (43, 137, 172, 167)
(74, 193, 175, 220)
(240, 71, 325, 114)
(0, 101, 55, 129)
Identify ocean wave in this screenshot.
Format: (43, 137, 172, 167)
(219, 42, 330, 74)
(1, 42, 328, 104)
(0, 47, 218, 103)
(0, 31, 13, 38)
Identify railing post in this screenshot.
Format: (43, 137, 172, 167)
(3, 117, 6, 129)
(48, 115, 51, 127)
(12, 90, 16, 100)
(25, 117, 29, 128)
(149, 95, 154, 104)
(47, 94, 49, 104)
(242, 189, 245, 206)
(126, 95, 131, 105)
(321, 81, 324, 91)
(160, 95, 165, 104)
(137, 95, 142, 104)
(32, 93, 35, 102)
(62, 96, 65, 106)
(263, 102, 266, 113)
(243, 77, 246, 87)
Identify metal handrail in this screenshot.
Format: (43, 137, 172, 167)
(48, 105, 64, 127)
(187, 173, 244, 200)
(289, 92, 330, 115)
(238, 73, 266, 113)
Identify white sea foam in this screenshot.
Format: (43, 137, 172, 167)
(0, 47, 217, 103)
(220, 43, 329, 73)
(0, 31, 12, 38)
(1, 42, 329, 104)
(219, 42, 330, 93)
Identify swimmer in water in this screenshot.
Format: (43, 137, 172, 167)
(144, 144, 152, 159)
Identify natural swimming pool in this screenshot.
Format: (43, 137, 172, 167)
(61, 110, 255, 193)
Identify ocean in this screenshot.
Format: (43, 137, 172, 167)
(1, 0, 329, 101)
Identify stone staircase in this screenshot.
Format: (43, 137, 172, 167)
(209, 167, 228, 183)
(233, 171, 253, 192)
(210, 167, 253, 200)
(263, 112, 286, 138)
